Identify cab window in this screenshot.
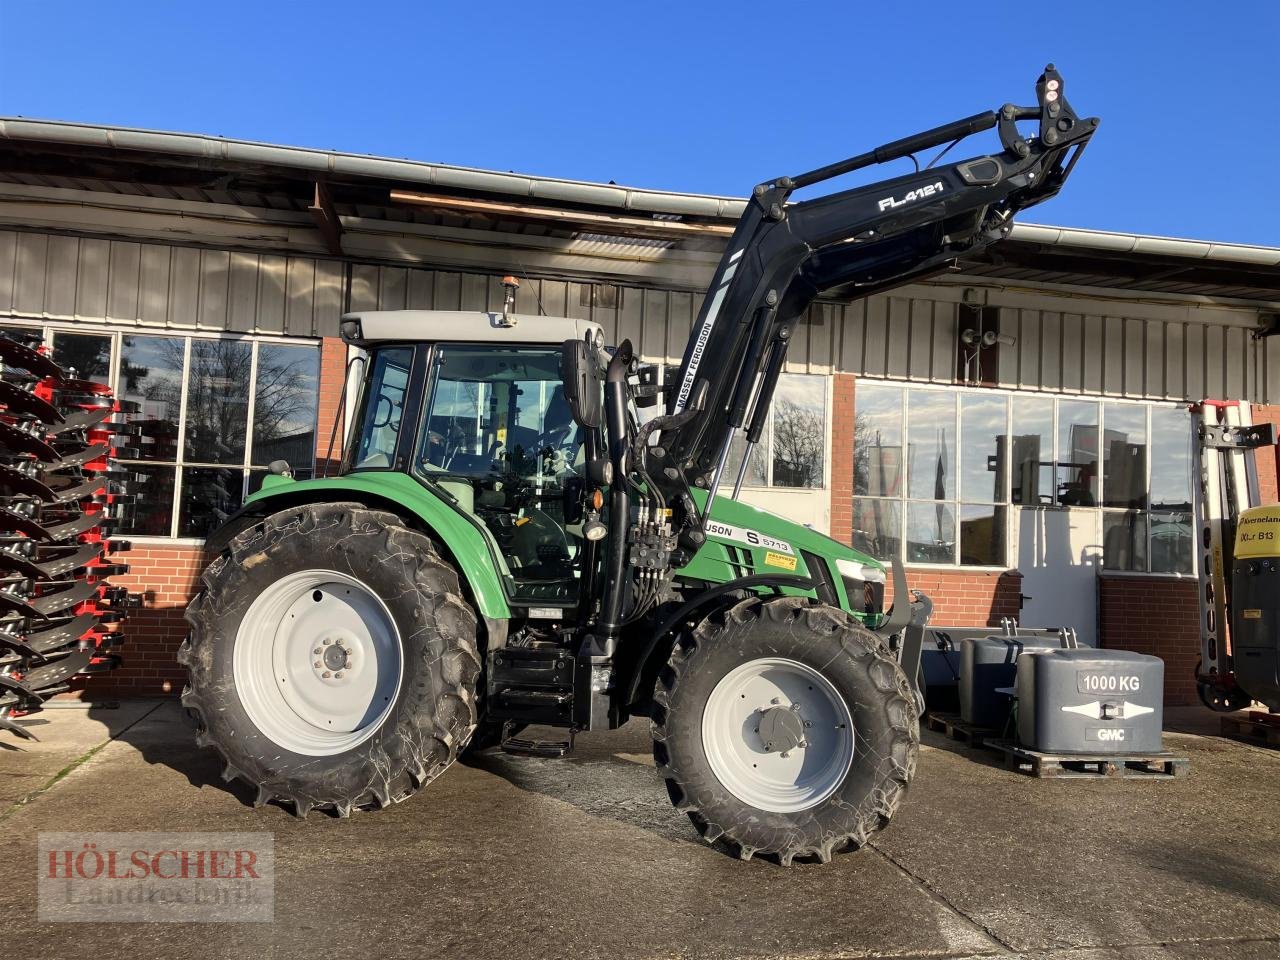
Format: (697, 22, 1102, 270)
(351, 348, 412, 470)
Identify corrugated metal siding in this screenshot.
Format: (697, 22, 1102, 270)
(0, 230, 344, 336)
(0, 228, 1271, 403)
(987, 304, 1263, 402)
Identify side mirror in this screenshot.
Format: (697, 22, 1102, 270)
(560, 338, 603, 429)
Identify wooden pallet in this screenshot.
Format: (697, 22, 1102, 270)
(923, 711, 1002, 749)
(1220, 712, 1280, 748)
(982, 738, 1189, 779)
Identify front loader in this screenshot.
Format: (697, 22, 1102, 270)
(182, 66, 1098, 863)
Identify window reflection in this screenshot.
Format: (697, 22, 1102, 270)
(179, 467, 245, 538)
(853, 387, 1194, 575)
(52, 332, 111, 385)
(771, 375, 825, 488)
(722, 373, 826, 490)
(252, 344, 321, 467)
(1011, 397, 1054, 506)
(1102, 404, 1147, 509)
(120, 336, 184, 462)
(906, 501, 955, 564)
(1150, 407, 1194, 511)
(852, 498, 901, 563)
(725, 430, 768, 488)
(354, 348, 412, 470)
(1151, 512, 1193, 573)
(854, 385, 902, 496)
(247, 467, 314, 497)
(960, 504, 1006, 566)
(1057, 400, 1098, 506)
(907, 390, 954, 501)
(961, 395, 1007, 503)
(0, 326, 321, 539)
(185, 339, 252, 464)
(1103, 511, 1147, 571)
(115, 464, 176, 538)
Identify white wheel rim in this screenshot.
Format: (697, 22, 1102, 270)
(233, 569, 403, 756)
(701, 657, 855, 813)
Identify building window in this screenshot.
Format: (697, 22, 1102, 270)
(724, 373, 827, 489)
(852, 382, 1195, 573)
(854, 385, 1009, 566)
(1, 323, 321, 540)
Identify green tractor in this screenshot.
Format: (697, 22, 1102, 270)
(182, 68, 1096, 863)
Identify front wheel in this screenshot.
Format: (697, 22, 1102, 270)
(652, 596, 918, 864)
(180, 502, 480, 816)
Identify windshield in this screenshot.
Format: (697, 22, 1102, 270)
(420, 345, 577, 482)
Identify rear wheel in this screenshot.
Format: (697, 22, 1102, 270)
(652, 596, 918, 864)
(180, 502, 480, 816)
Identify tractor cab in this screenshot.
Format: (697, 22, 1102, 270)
(341, 309, 605, 608)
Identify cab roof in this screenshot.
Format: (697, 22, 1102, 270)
(340, 310, 604, 348)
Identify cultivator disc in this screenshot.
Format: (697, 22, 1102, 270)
(0, 330, 142, 737)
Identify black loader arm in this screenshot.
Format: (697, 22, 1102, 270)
(647, 65, 1097, 545)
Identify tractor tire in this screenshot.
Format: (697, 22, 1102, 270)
(652, 596, 918, 865)
(180, 502, 480, 817)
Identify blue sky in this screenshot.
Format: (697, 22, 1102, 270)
(0, 2, 1275, 245)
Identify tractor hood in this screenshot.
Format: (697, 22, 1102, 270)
(687, 488, 883, 580)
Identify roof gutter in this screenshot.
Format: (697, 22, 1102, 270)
(0, 117, 745, 220)
(1, 117, 1278, 270)
(1007, 223, 1280, 268)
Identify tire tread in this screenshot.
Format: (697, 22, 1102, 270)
(651, 596, 918, 864)
(183, 502, 480, 818)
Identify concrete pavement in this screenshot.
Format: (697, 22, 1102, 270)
(1, 701, 1278, 960)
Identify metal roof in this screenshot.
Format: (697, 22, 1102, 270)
(0, 117, 1277, 301)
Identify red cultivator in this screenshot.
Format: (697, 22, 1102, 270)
(0, 330, 141, 738)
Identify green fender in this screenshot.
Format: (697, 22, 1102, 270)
(242, 472, 511, 620)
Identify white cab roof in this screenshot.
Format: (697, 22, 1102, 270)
(341, 310, 603, 346)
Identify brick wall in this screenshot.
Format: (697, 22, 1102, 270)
(314, 336, 348, 475)
(830, 373, 856, 544)
(885, 568, 1025, 627)
(1098, 575, 1200, 706)
(73, 544, 205, 698)
(1252, 404, 1280, 505)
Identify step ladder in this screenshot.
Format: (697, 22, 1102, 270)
(1192, 401, 1277, 710)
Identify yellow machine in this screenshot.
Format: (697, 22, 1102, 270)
(1232, 504, 1280, 709)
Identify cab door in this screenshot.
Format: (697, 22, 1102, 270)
(417, 343, 587, 606)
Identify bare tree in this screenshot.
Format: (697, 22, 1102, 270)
(771, 398, 824, 488)
(142, 339, 315, 463)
